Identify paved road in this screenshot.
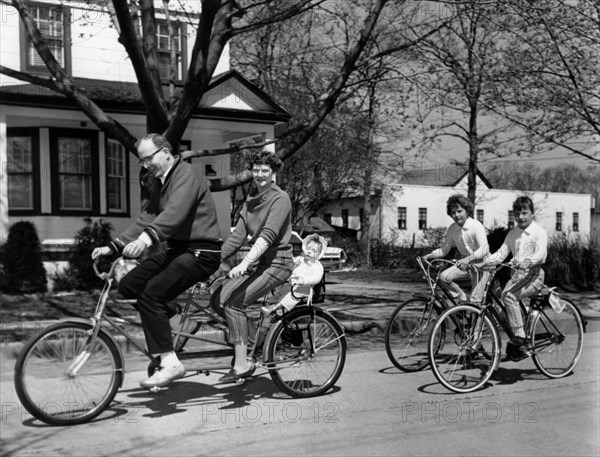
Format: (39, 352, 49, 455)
(1, 323, 598, 456)
(1, 274, 599, 456)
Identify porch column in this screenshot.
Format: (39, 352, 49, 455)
(0, 112, 7, 243)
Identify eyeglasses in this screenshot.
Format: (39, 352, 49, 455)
(138, 147, 163, 166)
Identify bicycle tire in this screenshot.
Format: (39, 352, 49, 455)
(14, 321, 123, 425)
(384, 297, 441, 372)
(429, 305, 500, 393)
(265, 307, 346, 398)
(532, 298, 584, 378)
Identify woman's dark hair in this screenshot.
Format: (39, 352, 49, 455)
(512, 195, 534, 213)
(446, 194, 473, 216)
(247, 149, 283, 172)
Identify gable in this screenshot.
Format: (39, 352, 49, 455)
(201, 70, 289, 115)
(0, 70, 290, 123)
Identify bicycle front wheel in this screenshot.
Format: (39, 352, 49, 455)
(265, 307, 346, 398)
(532, 298, 584, 378)
(385, 298, 440, 372)
(429, 305, 500, 393)
(14, 321, 123, 425)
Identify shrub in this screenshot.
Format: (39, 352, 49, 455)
(1, 221, 47, 294)
(68, 218, 114, 290)
(50, 266, 80, 292)
(545, 234, 600, 290)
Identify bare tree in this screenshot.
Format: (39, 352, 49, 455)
(1, 0, 391, 195)
(386, 0, 512, 204)
(488, 0, 600, 163)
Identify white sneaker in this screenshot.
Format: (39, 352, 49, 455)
(140, 363, 186, 388)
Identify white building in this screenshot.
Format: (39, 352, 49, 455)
(322, 167, 594, 246)
(0, 1, 290, 245)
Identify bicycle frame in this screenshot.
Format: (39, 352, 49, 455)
(88, 257, 338, 375)
(414, 257, 463, 313)
(464, 263, 578, 354)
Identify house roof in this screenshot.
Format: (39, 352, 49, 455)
(300, 217, 336, 234)
(0, 70, 291, 123)
(384, 165, 493, 188)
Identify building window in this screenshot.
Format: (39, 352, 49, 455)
(476, 209, 484, 224)
(359, 208, 364, 229)
(7, 129, 39, 214)
(106, 140, 128, 214)
(156, 20, 186, 81)
(21, 3, 71, 74)
(51, 130, 99, 214)
(508, 210, 515, 229)
(573, 212, 579, 232)
(418, 208, 427, 230)
(556, 212, 563, 231)
(398, 207, 407, 230)
(324, 213, 332, 225)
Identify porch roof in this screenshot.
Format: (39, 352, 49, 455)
(0, 70, 291, 124)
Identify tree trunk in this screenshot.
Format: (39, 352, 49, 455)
(467, 102, 478, 206)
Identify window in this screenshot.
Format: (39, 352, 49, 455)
(156, 20, 186, 81)
(106, 140, 128, 214)
(573, 212, 579, 232)
(398, 207, 407, 230)
(508, 210, 515, 229)
(7, 129, 39, 214)
(418, 208, 427, 230)
(324, 213, 332, 225)
(342, 209, 349, 228)
(476, 209, 484, 224)
(556, 212, 563, 231)
(51, 130, 99, 214)
(21, 3, 71, 73)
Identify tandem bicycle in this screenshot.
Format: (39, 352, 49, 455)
(13, 257, 347, 425)
(427, 263, 585, 393)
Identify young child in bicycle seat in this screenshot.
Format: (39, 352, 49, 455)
(261, 234, 327, 316)
(476, 196, 547, 345)
(422, 194, 490, 304)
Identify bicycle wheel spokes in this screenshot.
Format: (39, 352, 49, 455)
(14, 323, 123, 425)
(267, 310, 346, 398)
(429, 305, 499, 393)
(385, 298, 438, 372)
(532, 300, 583, 378)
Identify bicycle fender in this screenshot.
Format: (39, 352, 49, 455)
(262, 306, 345, 364)
(57, 317, 126, 384)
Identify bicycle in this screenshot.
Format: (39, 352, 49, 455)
(384, 257, 466, 372)
(13, 257, 347, 425)
(428, 263, 585, 393)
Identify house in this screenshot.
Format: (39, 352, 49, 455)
(321, 164, 594, 246)
(0, 1, 290, 247)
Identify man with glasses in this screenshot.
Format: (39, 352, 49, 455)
(92, 133, 222, 388)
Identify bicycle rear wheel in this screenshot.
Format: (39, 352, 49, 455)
(265, 307, 346, 398)
(14, 321, 123, 425)
(385, 298, 440, 372)
(429, 305, 500, 393)
(532, 298, 584, 378)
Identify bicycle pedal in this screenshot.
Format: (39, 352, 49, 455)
(149, 386, 161, 393)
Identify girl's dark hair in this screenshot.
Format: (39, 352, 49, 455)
(446, 194, 473, 216)
(512, 195, 535, 213)
(247, 149, 283, 172)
